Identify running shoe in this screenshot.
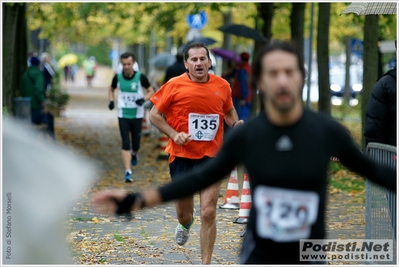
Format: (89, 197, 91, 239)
(175, 224, 190, 246)
(124, 171, 133, 183)
(174, 217, 194, 246)
(131, 154, 139, 166)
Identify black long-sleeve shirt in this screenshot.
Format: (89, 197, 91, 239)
(159, 109, 396, 264)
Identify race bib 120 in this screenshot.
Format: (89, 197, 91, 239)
(254, 185, 319, 242)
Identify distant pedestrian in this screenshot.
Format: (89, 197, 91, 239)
(41, 52, 56, 93)
(63, 65, 70, 83)
(108, 52, 155, 182)
(221, 59, 237, 88)
(83, 56, 97, 88)
(19, 56, 55, 138)
(232, 52, 253, 121)
(70, 64, 78, 83)
(164, 53, 186, 84)
(27, 51, 37, 67)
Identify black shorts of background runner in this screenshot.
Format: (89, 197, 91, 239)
(118, 117, 142, 151)
(169, 157, 210, 180)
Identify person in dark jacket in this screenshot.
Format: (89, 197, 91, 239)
(20, 56, 55, 138)
(364, 66, 397, 147)
(163, 53, 186, 84)
(41, 52, 55, 93)
(232, 52, 253, 121)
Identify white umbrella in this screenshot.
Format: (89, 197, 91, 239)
(2, 117, 98, 264)
(148, 52, 176, 68)
(341, 2, 397, 15)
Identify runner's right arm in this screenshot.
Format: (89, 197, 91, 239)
(92, 123, 245, 214)
(108, 75, 118, 109)
(149, 105, 191, 145)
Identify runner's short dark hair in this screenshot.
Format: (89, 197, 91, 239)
(120, 52, 135, 61)
(252, 41, 306, 88)
(183, 42, 210, 62)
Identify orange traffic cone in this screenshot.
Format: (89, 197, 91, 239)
(141, 110, 150, 136)
(219, 167, 240, 210)
(157, 133, 169, 160)
(234, 174, 251, 224)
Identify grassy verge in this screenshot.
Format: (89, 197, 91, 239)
(328, 161, 366, 203)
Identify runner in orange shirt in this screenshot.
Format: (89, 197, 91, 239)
(149, 42, 243, 264)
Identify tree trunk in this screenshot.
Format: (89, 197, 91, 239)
(317, 3, 331, 115)
(15, 4, 28, 95)
(343, 36, 351, 104)
(222, 8, 232, 72)
(290, 3, 305, 61)
(2, 3, 28, 115)
(3, 4, 19, 114)
(257, 3, 274, 44)
(361, 15, 379, 149)
(253, 3, 274, 114)
(222, 9, 232, 50)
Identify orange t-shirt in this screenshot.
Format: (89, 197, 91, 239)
(150, 73, 234, 163)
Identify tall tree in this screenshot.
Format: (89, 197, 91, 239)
(290, 3, 305, 60)
(253, 3, 274, 114)
(3, 3, 28, 114)
(257, 3, 274, 43)
(316, 3, 331, 115)
(361, 15, 379, 149)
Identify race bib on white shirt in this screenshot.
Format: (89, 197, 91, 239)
(254, 185, 319, 242)
(118, 92, 140, 108)
(188, 113, 220, 141)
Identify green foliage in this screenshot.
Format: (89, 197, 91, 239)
(3, 106, 9, 116)
(329, 176, 365, 192)
(331, 99, 361, 121)
(328, 161, 366, 203)
(46, 69, 70, 108)
(86, 40, 112, 66)
(113, 226, 125, 243)
(113, 233, 125, 242)
(328, 161, 345, 173)
(140, 226, 155, 246)
(25, 3, 397, 60)
(333, 101, 356, 121)
(47, 87, 70, 108)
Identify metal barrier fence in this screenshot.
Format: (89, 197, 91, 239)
(365, 142, 397, 264)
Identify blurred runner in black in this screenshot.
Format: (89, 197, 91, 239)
(92, 41, 396, 264)
(163, 53, 187, 84)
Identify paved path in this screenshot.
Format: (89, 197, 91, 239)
(56, 66, 366, 265)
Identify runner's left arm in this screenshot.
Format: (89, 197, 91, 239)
(224, 107, 243, 128)
(332, 122, 396, 191)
